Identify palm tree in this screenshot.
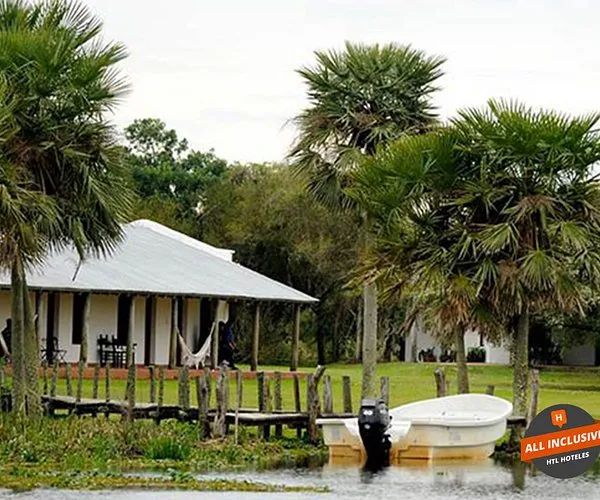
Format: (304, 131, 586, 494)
(351, 101, 600, 417)
(349, 130, 486, 393)
(0, 0, 133, 416)
(454, 100, 600, 417)
(289, 41, 445, 398)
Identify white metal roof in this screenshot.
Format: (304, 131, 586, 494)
(0, 220, 317, 304)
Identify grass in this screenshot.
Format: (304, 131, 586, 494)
(0, 416, 329, 492)
(32, 362, 600, 418)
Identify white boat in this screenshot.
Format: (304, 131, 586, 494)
(317, 394, 512, 461)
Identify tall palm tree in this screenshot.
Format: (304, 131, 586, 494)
(349, 130, 487, 394)
(0, 0, 133, 416)
(289, 41, 445, 398)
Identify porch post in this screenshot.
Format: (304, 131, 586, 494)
(169, 297, 178, 369)
(251, 302, 260, 372)
(211, 300, 219, 369)
(126, 295, 135, 367)
(291, 304, 301, 372)
(79, 293, 91, 365)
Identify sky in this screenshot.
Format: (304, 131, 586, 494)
(85, 0, 600, 164)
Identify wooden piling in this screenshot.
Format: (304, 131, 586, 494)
(434, 368, 446, 398)
(235, 370, 243, 444)
(149, 366, 156, 403)
(257, 372, 265, 412)
(214, 364, 228, 438)
(323, 375, 333, 414)
(65, 363, 73, 397)
(293, 373, 302, 438)
(486, 384, 495, 396)
(76, 360, 84, 403)
(342, 375, 352, 413)
(104, 362, 111, 418)
(528, 369, 540, 424)
(274, 372, 283, 437)
(307, 365, 326, 444)
(197, 371, 211, 440)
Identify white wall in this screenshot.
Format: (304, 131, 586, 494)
(132, 296, 146, 366)
(86, 294, 118, 364)
(154, 297, 171, 365)
(563, 344, 596, 366)
(185, 298, 201, 350)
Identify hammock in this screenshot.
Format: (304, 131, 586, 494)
(178, 321, 215, 369)
(0, 331, 8, 358)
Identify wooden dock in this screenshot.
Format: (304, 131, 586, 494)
(1, 362, 530, 442)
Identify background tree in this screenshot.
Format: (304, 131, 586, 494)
(124, 118, 228, 236)
(201, 163, 362, 365)
(0, 0, 133, 415)
(289, 41, 445, 397)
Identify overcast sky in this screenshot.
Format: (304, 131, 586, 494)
(85, 0, 600, 163)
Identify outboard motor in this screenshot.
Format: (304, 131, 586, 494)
(358, 398, 391, 468)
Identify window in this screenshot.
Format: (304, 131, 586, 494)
(71, 293, 87, 345)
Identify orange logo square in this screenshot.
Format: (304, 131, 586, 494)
(551, 409, 567, 428)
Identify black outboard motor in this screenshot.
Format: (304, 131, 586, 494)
(358, 398, 391, 469)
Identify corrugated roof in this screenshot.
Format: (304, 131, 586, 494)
(0, 220, 318, 304)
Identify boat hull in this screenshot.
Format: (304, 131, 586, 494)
(318, 394, 511, 462)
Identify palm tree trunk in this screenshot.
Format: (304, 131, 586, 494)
(10, 256, 26, 416)
(512, 310, 530, 418)
(22, 276, 41, 417)
(78, 293, 91, 365)
(361, 282, 378, 398)
(354, 297, 362, 362)
(454, 327, 469, 394)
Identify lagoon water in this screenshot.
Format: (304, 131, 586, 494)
(1, 461, 598, 499)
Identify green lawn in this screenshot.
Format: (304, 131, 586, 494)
(35, 362, 600, 418)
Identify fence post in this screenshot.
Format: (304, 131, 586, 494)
(157, 366, 165, 425)
(293, 373, 302, 438)
(197, 370, 211, 440)
(76, 360, 84, 403)
(380, 376, 390, 406)
(104, 362, 111, 419)
(65, 363, 73, 397)
(323, 375, 333, 414)
(126, 363, 136, 422)
(235, 370, 243, 444)
(214, 364, 228, 438)
(434, 368, 446, 398)
(92, 364, 100, 400)
(42, 361, 48, 396)
(342, 375, 352, 414)
(149, 366, 156, 403)
(257, 372, 265, 412)
(274, 372, 283, 437)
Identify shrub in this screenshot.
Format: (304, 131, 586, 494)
(144, 437, 191, 461)
(467, 347, 486, 363)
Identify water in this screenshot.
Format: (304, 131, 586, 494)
(1, 461, 598, 499)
